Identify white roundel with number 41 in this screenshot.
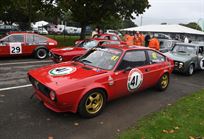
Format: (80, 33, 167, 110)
(9, 43, 22, 54)
(127, 68, 143, 92)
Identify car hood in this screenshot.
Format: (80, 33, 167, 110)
(164, 52, 192, 62)
(28, 62, 106, 91)
(51, 47, 86, 56)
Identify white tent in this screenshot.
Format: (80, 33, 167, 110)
(34, 21, 49, 27)
(121, 24, 204, 35)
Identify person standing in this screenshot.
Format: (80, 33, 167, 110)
(134, 31, 142, 46)
(145, 33, 151, 47)
(91, 27, 99, 38)
(148, 36, 160, 51)
(184, 36, 189, 43)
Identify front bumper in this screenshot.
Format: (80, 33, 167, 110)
(29, 75, 73, 113)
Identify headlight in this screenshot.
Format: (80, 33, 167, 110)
(59, 56, 63, 62)
(49, 91, 56, 101)
(179, 62, 184, 68)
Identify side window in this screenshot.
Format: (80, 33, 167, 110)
(2, 34, 24, 43)
(117, 50, 147, 71)
(198, 46, 204, 55)
(112, 36, 119, 41)
(148, 50, 165, 64)
(26, 34, 35, 44)
(33, 35, 47, 43)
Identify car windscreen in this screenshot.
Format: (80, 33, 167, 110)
(160, 41, 172, 49)
(78, 40, 98, 49)
(172, 45, 196, 55)
(78, 47, 122, 70)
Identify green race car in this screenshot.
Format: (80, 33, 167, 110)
(164, 43, 204, 75)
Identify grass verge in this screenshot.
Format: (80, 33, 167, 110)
(118, 89, 204, 139)
(46, 35, 80, 47)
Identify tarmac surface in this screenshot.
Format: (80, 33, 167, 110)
(0, 57, 204, 139)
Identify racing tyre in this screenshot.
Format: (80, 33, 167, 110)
(186, 64, 194, 76)
(156, 73, 169, 91)
(78, 89, 106, 118)
(35, 48, 48, 59)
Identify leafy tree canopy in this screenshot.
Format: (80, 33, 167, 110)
(180, 22, 202, 31)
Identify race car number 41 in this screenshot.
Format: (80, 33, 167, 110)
(127, 68, 143, 92)
(10, 43, 22, 54)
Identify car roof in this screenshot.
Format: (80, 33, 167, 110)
(101, 45, 155, 51)
(9, 32, 37, 35)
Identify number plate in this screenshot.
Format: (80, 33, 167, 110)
(9, 43, 22, 54)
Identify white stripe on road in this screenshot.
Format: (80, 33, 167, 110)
(0, 60, 52, 66)
(0, 84, 32, 92)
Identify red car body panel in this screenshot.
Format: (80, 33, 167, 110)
(28, 45, 174, 113)
(50, 38, 123, 63)
(0, 32, 57, 58)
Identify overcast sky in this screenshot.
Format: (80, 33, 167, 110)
(133, 0, 204, 26)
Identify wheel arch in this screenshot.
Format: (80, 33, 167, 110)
(74, 85, 108, 113)
(32, 45, 48, 55)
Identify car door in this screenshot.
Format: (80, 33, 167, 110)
(0, 34, 25, 56)
(146, 50, 167, 86)
(109, 50, 153, 99)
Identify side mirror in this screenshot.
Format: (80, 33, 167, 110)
(123, 67, 132, 73)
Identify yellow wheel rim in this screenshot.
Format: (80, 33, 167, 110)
(85, 92, 103, 114)
(161, 74, 168, 89)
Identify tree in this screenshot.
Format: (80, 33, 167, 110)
(180, 22, 202, 31)
(56, 0, 150, 39)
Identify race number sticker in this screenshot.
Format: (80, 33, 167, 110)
(49, 66, 76, 76)
(200, 58, 204, 70)
(9, 43, 22, 54)
(127, 68, 143, 92)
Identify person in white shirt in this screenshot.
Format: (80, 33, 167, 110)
(184, 36, 189, 43)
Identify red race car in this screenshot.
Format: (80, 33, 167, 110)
(0, 32, 57, 59)
(75, 33, 125, 45)
(49, 38, 121, 63)
(28, 45, 174, 118)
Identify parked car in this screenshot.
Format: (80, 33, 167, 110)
(49, 38, 121, 63)
(92, 33, 123, 42)
(0, 32, 57, 59)
(28, 45, 174, 118)
(106, 29, 122, 37)
(159, 39, 180, 53)
(164, 43, 204, 75)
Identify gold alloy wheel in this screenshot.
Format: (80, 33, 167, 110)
(85, 92, 104, 114)
(161, 74, 168, 89)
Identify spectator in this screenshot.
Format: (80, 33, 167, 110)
(148, 36, 160, 51)
(145, 33, 151, 47)
(184, 36, 189, 43)
(91, 27, 99, 38)
(134, 31, 142, 46)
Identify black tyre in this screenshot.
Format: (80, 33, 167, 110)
(78, 89, 106, 118)
(186, 64, 194, 76)
(156, 73, 169, 91)
(35, 48, 48, 59)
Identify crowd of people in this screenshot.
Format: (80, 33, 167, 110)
(91, 27, 160, 51)
(124, 31, 160, 50)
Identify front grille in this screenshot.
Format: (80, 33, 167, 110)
(29, 75, 51, 98)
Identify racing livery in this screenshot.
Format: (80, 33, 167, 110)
(28, 45, 174, 118)
(164, 43, 204, 75)
(0, 32, 57, 59)
(49, 38, 122, 63)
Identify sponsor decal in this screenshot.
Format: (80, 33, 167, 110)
(127, 68, 143, 92)
(200, 58, 204, 70)
(49, 66, 76, 76)
(9, 43, 22, 54)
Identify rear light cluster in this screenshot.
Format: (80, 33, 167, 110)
(29, 75, 57, 101)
